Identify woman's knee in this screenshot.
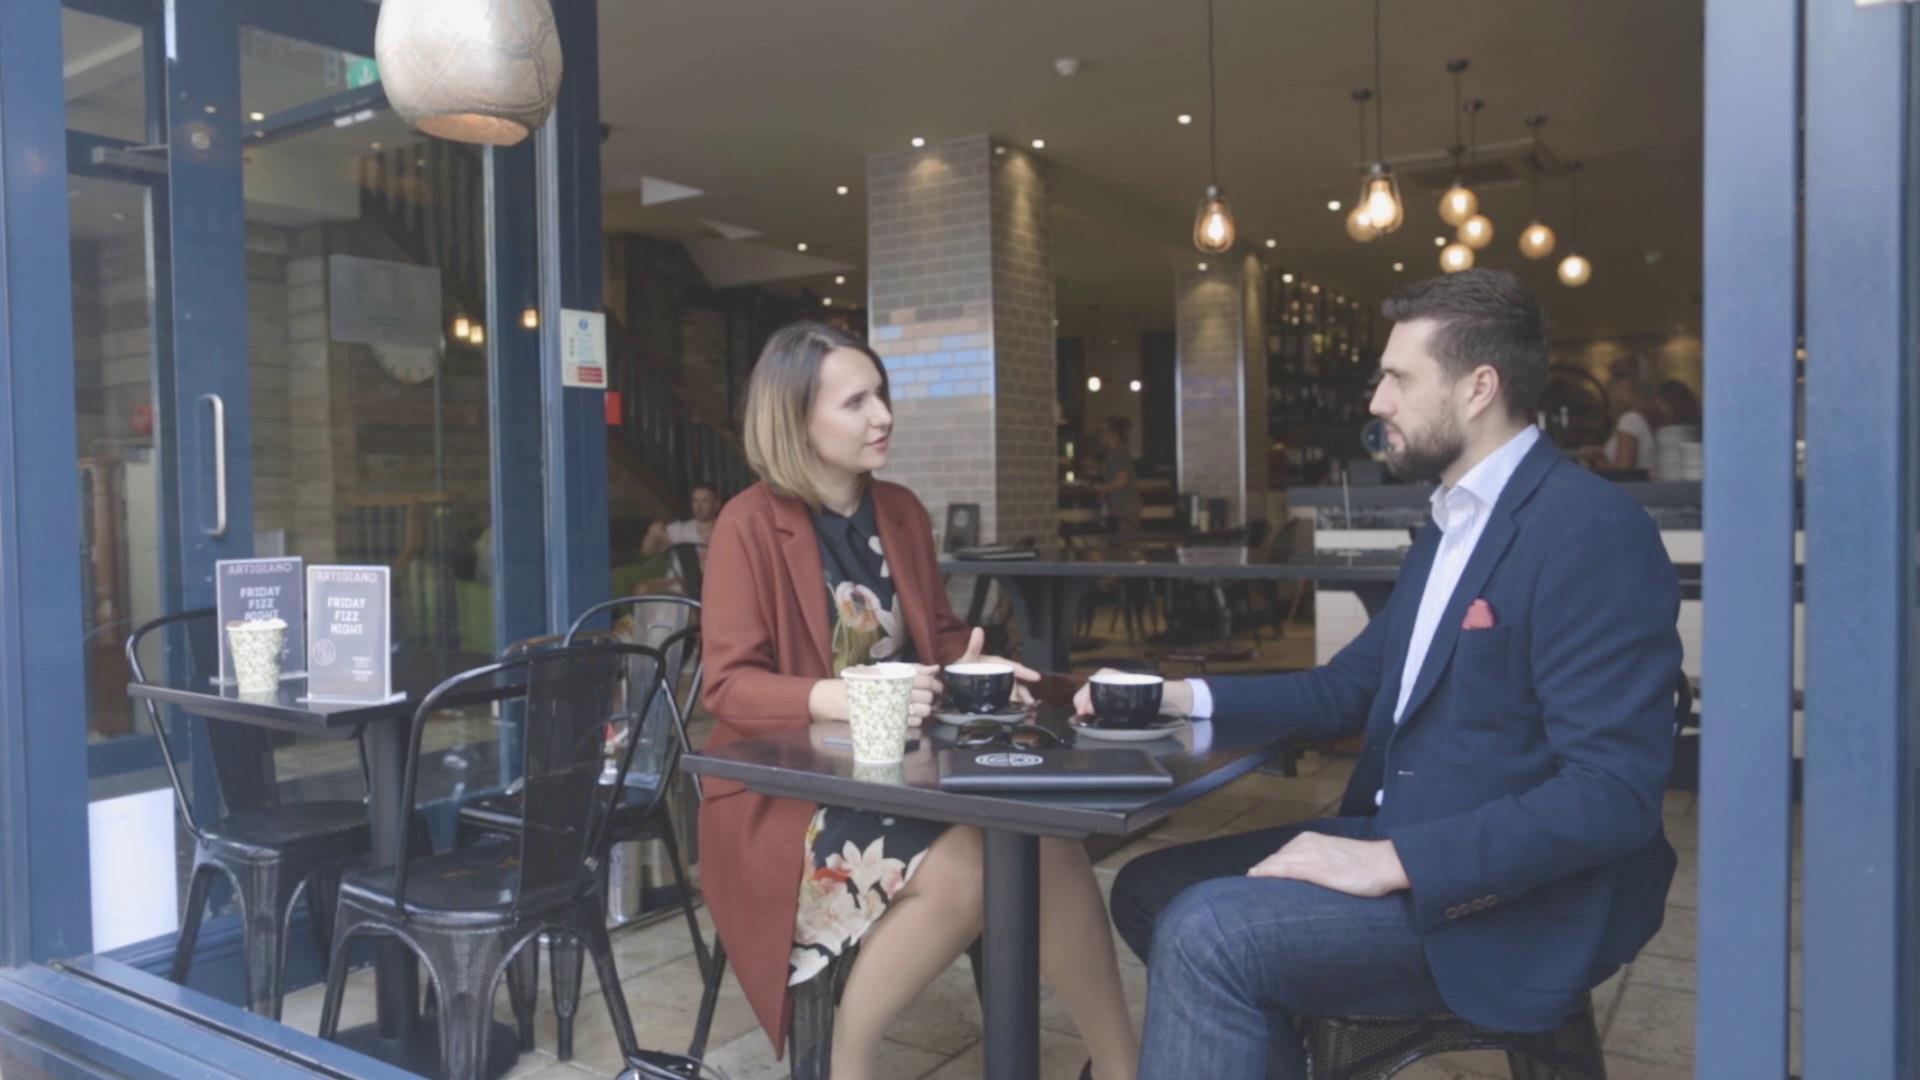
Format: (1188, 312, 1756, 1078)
(900, 825, 984, 909)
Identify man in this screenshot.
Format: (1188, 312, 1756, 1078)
(642, 481, 722, 564)
(1091, 269, 1681, 1079)
(1089, 416, 1142, 532)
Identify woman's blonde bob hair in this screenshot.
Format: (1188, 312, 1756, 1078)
(741, 321, 892, 507)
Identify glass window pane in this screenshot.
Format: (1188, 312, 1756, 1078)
(62, 10, 147, 142)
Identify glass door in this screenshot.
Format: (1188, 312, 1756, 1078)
(60, 0, 509, 990)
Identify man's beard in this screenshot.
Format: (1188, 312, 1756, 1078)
(1383, 412, 1465, 484)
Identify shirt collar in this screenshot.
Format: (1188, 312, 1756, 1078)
(1429, 425, 1541, 532)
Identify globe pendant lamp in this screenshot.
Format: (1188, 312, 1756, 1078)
(376, 0, 564, 146)
(1437, 59, 1477, 226)
(1344, 89, 1379, 243)
(1556, 163, 1592, 287)
(1439, 240, 1474, 273)
(1518, 115, 1557, 259)
(1191, 0, 1236, 253)
(1350, 0, 1403, 235)
(1453, 97, 1492, 248)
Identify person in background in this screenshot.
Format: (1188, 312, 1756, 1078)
(642, 480, 722, 563)
(699, 322, 1138, 1080)
(1652, 379, 1702, 430)
(1090, 415, 1142, 532)
(1579, 365, 1654, 474)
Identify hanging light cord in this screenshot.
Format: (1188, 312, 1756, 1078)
(1355, 92, 1368, 167)
(1372, 0, 1384, 161)
(1466, 102, 1479, 186)
(1450, 67, 1463, 171)
(1207, 0, 1219, 184)
(1569, 166, 1580, 246)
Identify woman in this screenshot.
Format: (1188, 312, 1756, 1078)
(699, 323, 1138, 1080)
(1581, 368, 1655, 474)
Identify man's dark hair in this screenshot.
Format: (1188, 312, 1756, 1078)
(1381, 269, 1552, 420)
(690, 480, 718, 497)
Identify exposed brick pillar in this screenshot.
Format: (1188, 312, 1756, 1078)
(1174, 253, 1268, 525)
(866, 136, 1057, 548)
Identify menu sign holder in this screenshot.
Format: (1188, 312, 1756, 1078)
(303, 565, 399, 703)
(214, 557, 305, 685)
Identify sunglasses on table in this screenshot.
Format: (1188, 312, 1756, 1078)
(953, 721, 1072, 750)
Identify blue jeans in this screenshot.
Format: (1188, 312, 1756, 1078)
(1111, 822, 1447, 1080)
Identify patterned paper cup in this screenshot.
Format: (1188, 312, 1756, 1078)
(227, 618, 287, 693)
(842, 662, 916, 764)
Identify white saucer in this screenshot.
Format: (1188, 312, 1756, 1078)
(1069, 715, 1189, 742)
(934, 704, 1033, 725)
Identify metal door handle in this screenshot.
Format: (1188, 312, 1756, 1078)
(203, 393, 227, 538)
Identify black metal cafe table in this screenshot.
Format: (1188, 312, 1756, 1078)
(127, 648, 522, 1076)
(682, 703, 1302, 1080)
(942, 546, 1406, 671)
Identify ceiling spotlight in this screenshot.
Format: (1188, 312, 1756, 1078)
(1031, 138, 1046, 149)
(836, 185, 850, 195)
(1197, 262, 1209, 272)
(1281, 272, 1294, 283)
(521, 308, 539, 329)
(1087, 376, 1103, 392)
(370, 141, 382, 150)
(1434, 236, 1448, 248)
(1129, 380, 1143, 392)
(835, 275, 847, 285)
(796, 242, 809, 251)
(1177, 114, 1194, 125)
(822, 297, 834, 306)
(249, 110, 265, 122)
(1264, 238, 1277, 249)
(995, 144, 1007, 155)
(1328, 200, 1342, 212)
(1393, 261, 1405, 271)
(911, 136, 926, 148)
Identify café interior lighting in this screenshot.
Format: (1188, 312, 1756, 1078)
(1328, 200, 1342, 212)
(375, 0, 563, 146)
(911, 136, 926, 147)
(1438, 61, 1478, 226)
(1190, 0, 1237, 253)
(1087, 376, 1103, 392)
(1555, 163, 1592, 287)
(834, 275, 847, 285)
(468, 323, 485, 345)
(1346, 204, 1379, 243)
(453, 315, 471, 340)
(520, 308, 538, 330)
(1344, 89, 1379, 243)
(1177, 113, 1194, 125)
(1458, 212, 1494, 249)
(1130, 380, 1142, 392)
(1265, 238, 1277, 249)
(795, 242, 808, 252)
(1440, 241, 1475, 272)
(1517, 115, 1557, 259)
(836, 185, 850, 195)
(1031, 138, 1046, 149)
(1350, 1, 1404, 235)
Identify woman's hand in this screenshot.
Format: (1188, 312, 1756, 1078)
(808, 679, 849, 723)
(956, 628, 1042, 706)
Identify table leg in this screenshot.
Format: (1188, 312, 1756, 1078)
(1006, 577, 1067, 673)
(982, 829, 1041, 1080)
(362, 720, 420, 1039)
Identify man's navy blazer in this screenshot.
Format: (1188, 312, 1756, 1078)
(1209, 437, 1682, 1032)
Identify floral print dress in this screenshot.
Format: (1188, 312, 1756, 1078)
(788, 491, 949, 987)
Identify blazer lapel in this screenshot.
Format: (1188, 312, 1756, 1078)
(1396, 438, 1563, 727)
(769, 491, 833, 674)
(1381, 525, 1439, 708)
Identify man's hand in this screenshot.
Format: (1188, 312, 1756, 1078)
(1247, 833, 1411, 897)
(957, 627, 1042, 706)
(1072, 670, 1195, 719)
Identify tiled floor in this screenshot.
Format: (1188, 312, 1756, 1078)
(279, 618, 1786, 1079)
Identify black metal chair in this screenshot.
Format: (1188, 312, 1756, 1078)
(126, 608, 385, 1020)
(1301, 993, 1605, 1079)
(318, 642, 669, 1080)
(458, 596, 708, 1060)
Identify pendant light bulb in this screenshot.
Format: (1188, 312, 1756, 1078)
(375, 0, 564, 146)
(1358, 165, 1403, 234)
(1457, 213, 1494, 250)
(1557, 252, 1591, 287)
(1519, 221, 1557, 259)
(1345, 204, 1380, 243)
(1439, 184, 1478, 227)
(1194, 185, 1236, 254)
(1439, 242, 1475, 273)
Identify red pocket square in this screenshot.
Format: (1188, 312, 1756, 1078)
(1462, 599, 1497, 630)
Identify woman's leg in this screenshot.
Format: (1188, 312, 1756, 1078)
(830, 825, 986, 1080)
(1038, 838, 1139, 1080)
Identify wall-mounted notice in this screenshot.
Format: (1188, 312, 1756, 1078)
(327, 254, 443, 348)
(216, 557, 304, 684)
(561, 308, 607, 389)
(305, 565, 393, 701)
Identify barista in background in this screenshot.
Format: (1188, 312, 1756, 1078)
(1579, 368, 1654, 476)
(1090, 416, 1142, 532)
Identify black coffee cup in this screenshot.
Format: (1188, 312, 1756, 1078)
(944, 662, 1016, 715)
(1089, 672, 1165, 729)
